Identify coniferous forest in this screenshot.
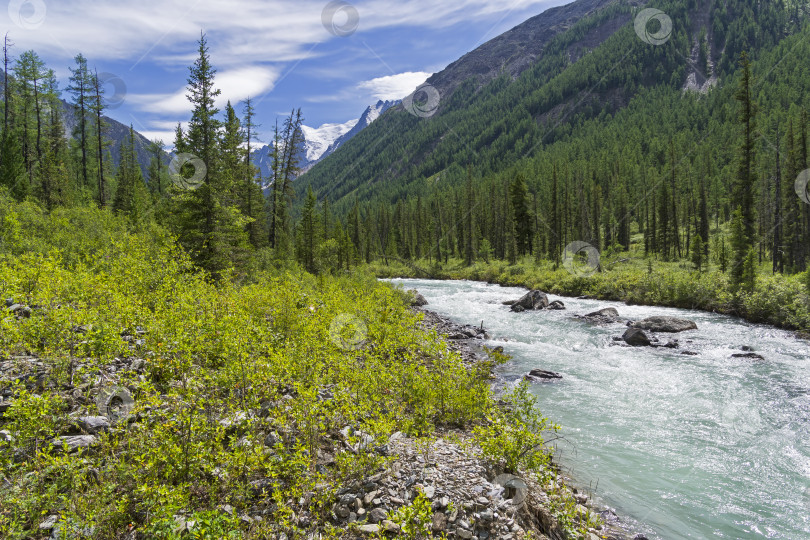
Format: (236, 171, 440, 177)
(1, 0, 810, 538)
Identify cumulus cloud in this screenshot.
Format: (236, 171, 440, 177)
(357, 71, 431, 101)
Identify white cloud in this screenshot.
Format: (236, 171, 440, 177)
(129, 66, 278, 115)
(3, 0, 562, 67)
(357, 71, 431, 101)
(2, 0, 566, 140)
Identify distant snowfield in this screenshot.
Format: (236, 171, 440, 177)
(300, 119, 358, 163)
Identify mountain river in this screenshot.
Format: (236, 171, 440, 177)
(386, 278, 810, 539)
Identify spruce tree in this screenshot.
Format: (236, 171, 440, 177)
(171, 33, 249, 278)
(509, 173, 532, 255)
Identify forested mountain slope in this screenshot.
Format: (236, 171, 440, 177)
(296, 0, 805, 216)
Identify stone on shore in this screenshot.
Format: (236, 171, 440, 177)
(52, 435, 97, 453)
(408, 290, 429, 307)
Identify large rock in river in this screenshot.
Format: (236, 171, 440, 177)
(622, 328, 651, 347)
(629, 316, 697, 333)
(581, 307, 620, 322)
(510, 290, 549, 312)
(524, 369, 562, 381)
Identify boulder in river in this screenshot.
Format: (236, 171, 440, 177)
(629, 316, 697, 333)
(580, 307, 620, 323)
(732, 352, 765, 360)
(524, 369, 562, 381)
(510, 290, 549, 312)
(548, 300, 566, 310)
(622, 328, 651, 347)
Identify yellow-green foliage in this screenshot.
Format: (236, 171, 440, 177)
(0, 199, 499, 538)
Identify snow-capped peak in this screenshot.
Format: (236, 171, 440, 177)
(299, 119, 358, 163)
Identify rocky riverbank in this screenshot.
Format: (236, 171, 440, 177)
(413, 305, 648, 540)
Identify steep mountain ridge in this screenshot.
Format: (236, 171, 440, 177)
(425, 0, 626, 99)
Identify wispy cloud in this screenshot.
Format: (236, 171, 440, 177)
(4, 0, 560, 66)
(129, 66, 278, 114)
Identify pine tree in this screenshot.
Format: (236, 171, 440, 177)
(658, 181, 671, 260)
(298, 186, 318, 273)
(13, 51, 40, 186)
(270, 110, 304, 255)
(0, 131, 24, 198)
(90, 68, 108, 207)
(464, 167, 474, 266)
(668, 141, 681, 258)
(3, 33, 12, 134)
(719, 238, 728, 273)
(112, 125, 146, 219)
(39, 68, 69, 209)
(699, 153, 711, 260)
(734, 52, 757, 245)
(509, 172, 532, 255)
(146, 139, 167, 196)
(241, 97, 265, 248)
(690, 234, 704, 272)
(729, 209, 748, 291)
(67, 54, 92, 190)
(773, 127, 783, 274)
(741, 247, 757, 294)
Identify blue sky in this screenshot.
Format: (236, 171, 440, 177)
(3, 0, 569, 146)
